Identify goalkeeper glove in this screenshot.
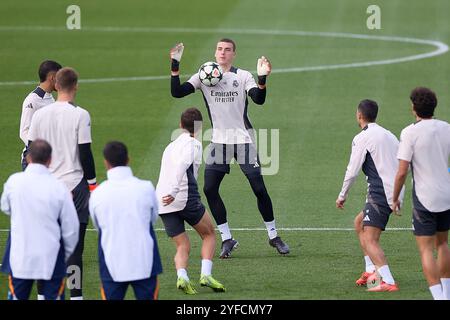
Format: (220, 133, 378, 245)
(170, 43, 184, 72)
(257, 56, 271, 85)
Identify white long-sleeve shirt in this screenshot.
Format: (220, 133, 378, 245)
(1, 163, 79, 280)
(338, 123, 405, 206)
(89, 166, 159, 282)
(156, 132, 202, 214)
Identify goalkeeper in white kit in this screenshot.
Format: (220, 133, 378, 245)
(169, 39, 289, 259)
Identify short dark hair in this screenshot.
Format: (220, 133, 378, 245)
(38, 60, 62, 82)
(55, 67, 78, 91)
(410, 87, 437, 118)
(28, 139, 52, 165)
(103, 141, 129, 168)
(218, 38, 236, 51)
(181, 108, 203, 134)
(357, 99, 378, 122)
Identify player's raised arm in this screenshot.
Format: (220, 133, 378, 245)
(170, 43, 195, 98)
(248, 56, 271, 105)
(257, 55, 271, 89)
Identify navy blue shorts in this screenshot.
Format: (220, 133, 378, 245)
(160, 203, 206, 237)
(412, 208, 450, 236)
(205, 143, 261, 177)
(8, 275, 65, 300)
(101, 275, 159, 300)
(362, 201, 392, 231)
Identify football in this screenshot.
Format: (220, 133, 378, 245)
(198, 61, 223, 86)
(366, 271, 381, 289)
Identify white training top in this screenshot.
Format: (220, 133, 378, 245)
(339, 122, 405, 206)
(1, 163, 79, 280)
(156, 132, 202, 214)
(19, 86, 55, 145)
(89, 166, 159, 282)
(397, 119, 450, 212)
(28, 101, 92, 191)
(188, 67, 258, 144)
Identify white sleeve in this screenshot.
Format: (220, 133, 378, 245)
(168, 145, 193, 198)
(59, 189, 80, 261)
(1, 179, 12, 215)
(244, 71, 258, 92)
(19, 97, 35, 145)
(187, 73, 201, 90)
(78, 109, 92, 144)
(27, 109, 39, 142)
(338, 136, 367, 200)
(397, 128, 413, 162)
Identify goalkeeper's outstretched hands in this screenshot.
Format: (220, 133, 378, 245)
(257, 56, 271, 87)
(170, 42, 184, 74)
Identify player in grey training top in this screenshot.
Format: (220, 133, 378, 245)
(19, 60, 62, 171)
(170, 38, 289, 258)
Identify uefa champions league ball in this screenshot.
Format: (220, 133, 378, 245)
(366, 271, 381, 289)
(198, 61, 223, 87)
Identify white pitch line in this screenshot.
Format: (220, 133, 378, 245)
(0, 26, 447, 86)
(0, 227, 413, 232)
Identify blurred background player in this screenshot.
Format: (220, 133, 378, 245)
(19, 60, 62, 171)
(169, 39, 289, 258)
(156, 108, 225, 294)
(18, 60, 62, 300)
(392, 88, 450, 300)
(89, 141, 162, 300)
(336, 99, 403, 292)
(1, 140, 79, 300)
(28, 67, 96, 300)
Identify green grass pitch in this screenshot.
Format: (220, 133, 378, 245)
(0, 0, 449, 299)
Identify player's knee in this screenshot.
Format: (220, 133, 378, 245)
(364, 234, 378, 246)
(251, 182, 268, 199)
(436, 239, 450, 252)
(175, 239, 190, 253)
(205, 224, 216, 237)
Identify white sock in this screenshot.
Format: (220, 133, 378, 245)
(70, 296, 83, 300)
(264, 220, 278, 240)
(201, 259, 213, 276)
(37, 294, 45, 300)
(217, 223, 232, 242)
(364, 256, 376, 273)
(429, 284, 445, 300)
(378, 265, 395, 285)
(440, 278, 450, 300)
(177, 268, 189, 281)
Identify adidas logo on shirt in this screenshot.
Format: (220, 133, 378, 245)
(253, 158, 260, 168)
(363, 215, 371, 222)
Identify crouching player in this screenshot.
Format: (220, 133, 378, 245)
(156, 108, 225, 294)
(89, 141, 162, 300)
